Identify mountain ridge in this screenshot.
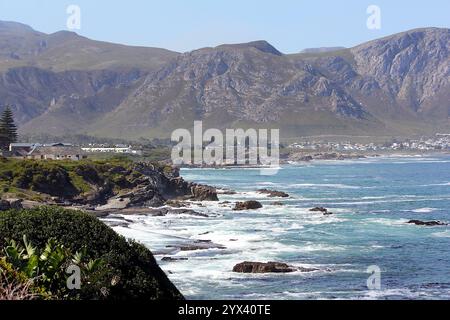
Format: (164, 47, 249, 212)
(0, 21, 448, 141)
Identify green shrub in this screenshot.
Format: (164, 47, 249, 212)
(0, 207, 183, 300)
(2, 236, 105, 300)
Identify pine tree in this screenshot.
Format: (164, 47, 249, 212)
(0, 106, 18, 151)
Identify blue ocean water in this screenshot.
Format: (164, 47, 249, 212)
(110, 155, 450, 300)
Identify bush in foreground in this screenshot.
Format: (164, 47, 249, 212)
(0, 207, 183, 300)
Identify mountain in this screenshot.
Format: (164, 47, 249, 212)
(0, 21, 448, 141)
(0, 21, 177, 72)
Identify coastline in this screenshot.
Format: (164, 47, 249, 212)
(98, 154, 450, 300)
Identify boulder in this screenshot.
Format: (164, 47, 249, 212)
(147, 208, 209, 218)
(161, 257, 189, 262)
(407, 220, 448, 226)
(190, 185, 219, 201)
(258, 189, 289, 198)
(232, 262, 296, 273)
(233, 201, 263, 211)
(310, 207, 333, 215)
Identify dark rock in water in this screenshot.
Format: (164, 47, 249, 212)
(407, 220, 448, 226)
(166, 240, 226, 252)
(170, 209, 209, 217)
(218, 189, 237, 195)
(233, 261, 319, 273)
(165, 200, 191, 208)
(310, 207, 333, 215)
(190, 185, 219, 201)
(271, 202, 285, 206)
(233, 201, 263, 211)
(161, 257, 188, 262)
(148, 208, 209, 218)
(258, 189, 289, 198)
(233, 262, 295, 273)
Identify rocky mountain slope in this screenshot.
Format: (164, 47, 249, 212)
(0, 21, 448, 140)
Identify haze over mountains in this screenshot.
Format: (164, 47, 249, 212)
(0, 20, 448, 141)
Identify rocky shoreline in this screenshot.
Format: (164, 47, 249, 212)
(3, 159, 449, 280)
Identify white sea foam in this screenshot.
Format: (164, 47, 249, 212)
(432, 230, 450, 238)
(411, 207, 438, 213)
(288, 183, 360, 189)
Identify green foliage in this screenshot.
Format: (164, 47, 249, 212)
(2, 235, 104, 299)
(0, 158, 138, 200)
(0, 106, 17, 151)
(0, 207, 183, 300)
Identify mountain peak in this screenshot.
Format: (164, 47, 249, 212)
(0, 20, 40, 35)
(216, 40, 283, 56)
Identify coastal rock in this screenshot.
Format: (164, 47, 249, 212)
(165, 200, 191, 208)
(310, 207, 333, 215)
(166, 241, 226, 252)
(407, 220, 448, 226)
(161, 257, 189, 262)
(258, 189, 289, 198)
(190, 185, 219, 201)
(271, 202, 285, 206)
(147, 208, 209, 218)
(218, 189, 237, 195)
(232, 262, 319, 274)
(233, 201, 263, 211)
(232, 262, 296, 273)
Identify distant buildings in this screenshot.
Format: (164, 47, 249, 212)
(81, 144, 143, 155)
(5, 143, 87, 161)
(288, 134, 450, 153)
(2, 142, 144, 160)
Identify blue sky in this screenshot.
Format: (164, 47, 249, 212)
(0, 0, 448, 53)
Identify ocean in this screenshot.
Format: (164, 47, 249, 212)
(106, 155, 450, 300)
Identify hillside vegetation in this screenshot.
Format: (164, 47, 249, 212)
(0, 156, 171, 203)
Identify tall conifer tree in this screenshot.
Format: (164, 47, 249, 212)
(0, 106, 18, 151)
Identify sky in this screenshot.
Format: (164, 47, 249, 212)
(0, 0, 449, 53)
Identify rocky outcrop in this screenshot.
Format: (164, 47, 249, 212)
(233, 201, 263, 211)
(407, 220, 448, 226)
(257, 189, 289, 198)
(232, 262, 318, 274)
(310, 207, 334, 215)
(147, 208, 209, 218)
(190, 185, 219, 201)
